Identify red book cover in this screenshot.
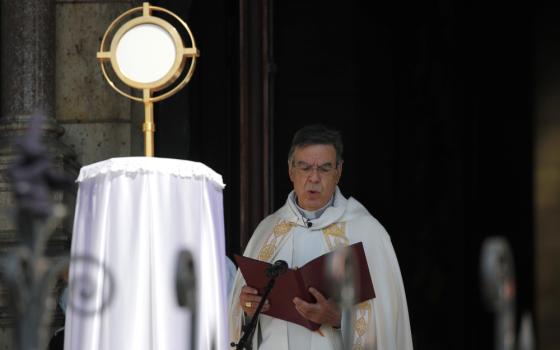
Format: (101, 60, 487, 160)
(234, 242, 375, 330)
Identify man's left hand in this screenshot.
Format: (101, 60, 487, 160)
(293, 287, 341, 328)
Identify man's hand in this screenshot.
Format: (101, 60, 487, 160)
(293, 287, 341, 328)
(239, 285, 269, 317)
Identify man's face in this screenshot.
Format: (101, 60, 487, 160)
(289, 144, 342, 211)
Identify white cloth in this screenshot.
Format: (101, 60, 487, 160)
(65, 157, 228, 350)
(226, 256, 237, 297)
(228, 187, 413, 350)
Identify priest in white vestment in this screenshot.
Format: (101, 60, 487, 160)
(228, 125, 413, 350)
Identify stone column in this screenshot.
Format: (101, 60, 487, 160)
(0, 0, 79, 223)
(1, 0, 61, 134)
(0, 0, 79, 348)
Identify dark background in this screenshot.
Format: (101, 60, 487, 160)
(153, 1, 536, 349)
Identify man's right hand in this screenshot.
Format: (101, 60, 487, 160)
(239, 285, 269, 317)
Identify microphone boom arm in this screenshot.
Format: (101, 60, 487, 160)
(231, 260, 287, 349)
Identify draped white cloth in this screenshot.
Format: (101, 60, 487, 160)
(64, 157, 228, 350)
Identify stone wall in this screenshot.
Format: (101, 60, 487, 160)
(56, 0, 143, 166)
(0, 1, 142, 348)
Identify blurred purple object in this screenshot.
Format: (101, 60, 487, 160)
(6, 112, 73, 219)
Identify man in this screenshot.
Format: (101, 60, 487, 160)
(228, 124, 413, 349)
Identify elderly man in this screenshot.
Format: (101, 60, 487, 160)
(228, 124, 413, 349)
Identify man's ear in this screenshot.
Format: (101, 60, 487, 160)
(336, 160, 344, 182)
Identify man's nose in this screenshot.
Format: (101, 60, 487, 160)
(308, 168, 321, 181)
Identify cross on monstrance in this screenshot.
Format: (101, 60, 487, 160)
(97, 2, 199, 156)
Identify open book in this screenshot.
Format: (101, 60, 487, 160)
(234, 242, 375, 331)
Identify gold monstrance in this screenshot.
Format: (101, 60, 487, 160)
(97, 2, 199, 156)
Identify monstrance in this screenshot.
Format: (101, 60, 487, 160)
(97, 2, 199, 156)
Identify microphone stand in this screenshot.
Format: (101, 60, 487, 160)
(231, 261, 287, 350)
(480, 236, 515, 350)
(325, 246, 357, 350)
(176, 249, 198, 350)
(340, 251, 357, 350)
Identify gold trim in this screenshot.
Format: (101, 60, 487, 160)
(256, 220, 294, 262)
(143, 89, 155, 156)
(273, 221, 293, 236)
(96, 51, 111, 60)
(321, 223, 373, 348)
(355, 317, 367, 336)
(96, 2, 200, 157)
(142, 2, 151, 16)
(322, 222, 348, 250)
(97, 2, 199, 102)
(353, 300, 373, 348)
(109, 16, 184, 90)
(257, 244, 276, 261)
(233, 302, 242, 340)
(184, 47, 198, 55)
(322, 222, 346, 237)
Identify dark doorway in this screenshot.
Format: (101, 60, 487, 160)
(154, 1, 535, 349)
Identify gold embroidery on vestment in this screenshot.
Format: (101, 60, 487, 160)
(355, 317, 367, 336)
(322, 222, 348, 250)
(357, 301, 370, 310)
(258, 244, 275, 261)
(273, 221, 293, 236)
(353, 301, 372, 346)
(241, 220, 294, 342)
(321, 223, 372, 348)
(256, 220, 294, 262)
(233, 302, 242, 340)
(323, 222, 345, 237)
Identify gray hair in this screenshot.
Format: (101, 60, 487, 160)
(287, 124, 343, 164)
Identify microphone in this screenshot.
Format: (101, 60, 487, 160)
(266, 260, 288, 278)
(307, 220, 312, 228)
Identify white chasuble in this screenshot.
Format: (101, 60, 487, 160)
(228, 187, 413, 350)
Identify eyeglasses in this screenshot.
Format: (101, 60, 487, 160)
(292, 161, 338, 176)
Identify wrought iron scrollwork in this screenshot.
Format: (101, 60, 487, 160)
(0, 112, 115, 350)
(66, 255, 115, 317)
